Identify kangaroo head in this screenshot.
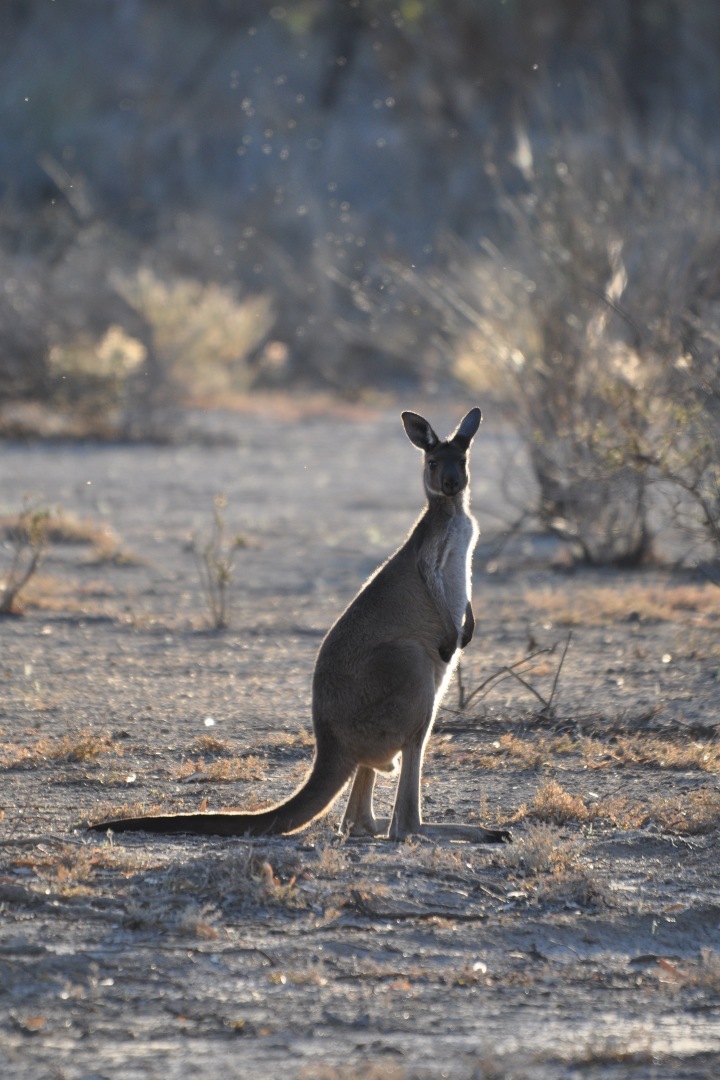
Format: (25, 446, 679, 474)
(401, 408, 482, 498)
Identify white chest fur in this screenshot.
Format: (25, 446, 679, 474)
(435, 511, 477, 626)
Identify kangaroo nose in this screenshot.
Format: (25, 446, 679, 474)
(443, 475, 460, 495)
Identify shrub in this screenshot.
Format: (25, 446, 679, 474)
(192, 494, 248, 630)
(446, 123, 720, 565)
(114, 267, 273, 404)
(0, 505, 49, 615)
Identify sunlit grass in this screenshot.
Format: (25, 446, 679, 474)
(173, 754, 267, 783)
(0, 728, 118, 769)
(518, 581, 720, 629)
(514, 778, 720, 835)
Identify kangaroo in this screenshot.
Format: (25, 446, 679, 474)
(90, 408, 510, 843)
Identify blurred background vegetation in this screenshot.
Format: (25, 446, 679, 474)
(1, 0, 718, 564)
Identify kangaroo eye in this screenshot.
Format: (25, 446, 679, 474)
(427, 460, 437, 470)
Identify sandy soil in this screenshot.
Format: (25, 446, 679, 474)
(1, 404, 719, 1079)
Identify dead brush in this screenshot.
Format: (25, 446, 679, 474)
(519, 779, 597, 826)
(161, 848, 308, 912)
(124, 849, 308, 931)
(518, 580, 720, 629)
(27, 841, 149, 895)
(173, 753, 267, 783)
(455, 633, 572, 717)
(189, 732, 234, 755)
(0, 504, 49, 615)
(0, 728, 117, 769)
(192, 493, 248, 630)
(476, 732, 578, 770)
(586, 786, 720, 835)
(562, 1032, 656, 1068)
(502, 822, 581, 876)
(533, 867, 611, 909)
(313, 842, 348, 877)
(678, 948, 720, 991)
(265, 728, 316, 752)
(122, 885, 226, 939)
(646, 788, 720, 835)
(502, 823, 609, 909)
(32, 843, 98, 892)
(399, 838, 469, 875)
(175, 902, 222, 940)
(39, 509, 119, 555)
(580, 734, 720, 773)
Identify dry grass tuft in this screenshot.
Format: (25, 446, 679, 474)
(0, 728, 117, 769)
(265, 728, 316, 751)
(161, 847, 307, 912)
(189, 733, 235, 755)
(0, 509, 119, 555)
(681, 948, 720, 991)
(502, 822, 581, 875)
(648, 789, 720, 835)
(173, 754, 267, 783)
(533, 867, 611, 909)
(581, 735, 720, 773)
(122, 847, 308, 931)
(516, 777, 720, 835)
(89, 800, 167, 825)
(560, 1032, 656, 1068)
(501, 823, 609, 908)
(520, 779, 595, 825)
(476, 732, 577, 770)
(16, 841, 155, 896)
(601, 787, 720, 834)
(459, 729, 720, 777)
(519, 581, 720, 630)
(18, 572, 121, 616)
(175, 902, 222, 939)
(313, 843, 348, 877)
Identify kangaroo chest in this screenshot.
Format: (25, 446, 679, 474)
(429, 512, 476, 624)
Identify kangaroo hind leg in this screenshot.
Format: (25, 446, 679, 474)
(341, 765, 391, 837)
(390, 735, 511, 844)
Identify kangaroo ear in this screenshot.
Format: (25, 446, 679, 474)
(452, 407, 482, 450)
(401, 411, 439, 452)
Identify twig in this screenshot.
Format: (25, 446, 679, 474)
(0, 506, 49, 616)
(546, 632, 572, 715)
(454, 632, 571, 719)
(502, 666, 553, 710)
(458, 644, 557, 712)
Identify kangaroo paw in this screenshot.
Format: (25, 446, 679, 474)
(342, 815, 391, 838)
(438, 640, 457, 663)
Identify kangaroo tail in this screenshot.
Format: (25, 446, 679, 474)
(89, 746, 354, 838)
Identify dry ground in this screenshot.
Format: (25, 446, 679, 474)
(1, 403, 719, 1079)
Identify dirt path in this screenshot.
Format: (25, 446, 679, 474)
(1, 405, 719, 1078)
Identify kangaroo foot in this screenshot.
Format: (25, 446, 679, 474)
(342, 815, 391, 838)
(391, 821, 511, 844)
